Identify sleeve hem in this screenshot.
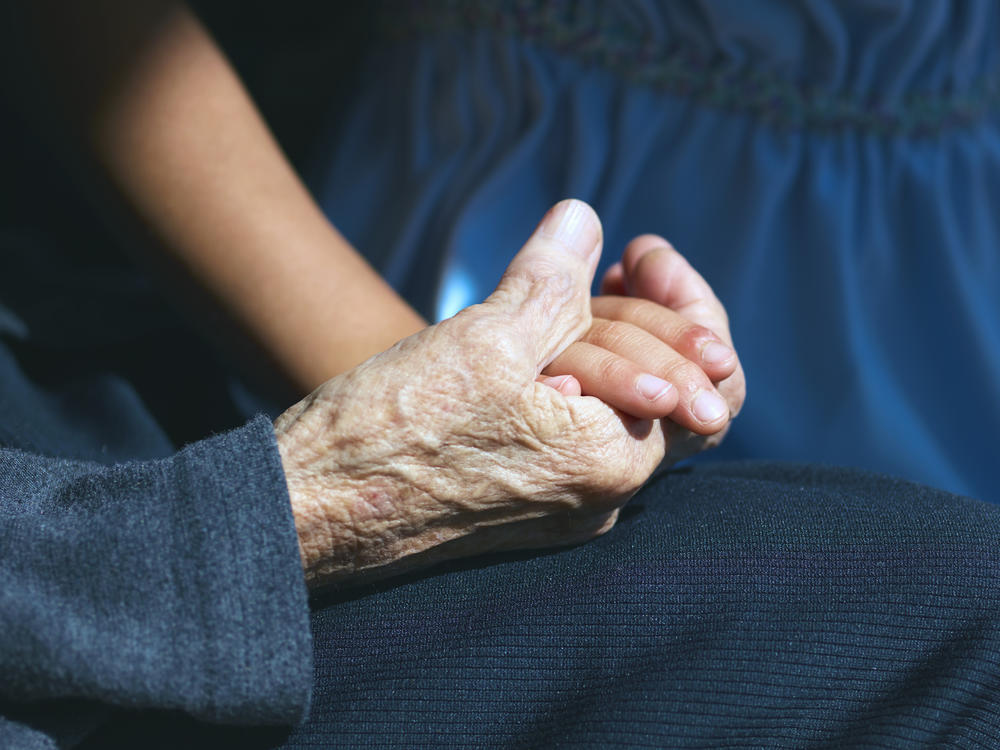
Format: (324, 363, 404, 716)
(171, 415, 313, 725)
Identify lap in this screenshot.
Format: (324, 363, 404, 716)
(86, 463, 1000, 748)
(288, 463, 1000, 748)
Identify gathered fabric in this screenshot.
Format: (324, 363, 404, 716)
(311, 0, 1000, 502)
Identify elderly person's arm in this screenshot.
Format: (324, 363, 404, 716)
(0, 201, 679, 744)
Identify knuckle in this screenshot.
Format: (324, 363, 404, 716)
(442, 307, 518, 360)
(676, 322, 717, 352)
(590, 450, 647, 499)
(526, 262, 576, 299)
(622, 299, 687, 340)
(595, 352, 632, 386)
(501, 260, 583, 311)
(590, 319, 644, 351)
(435, 310, 535, 393)
(661, 358, 709, 394)
(520, 265, 590, 330)
(624, 235, 676, 267)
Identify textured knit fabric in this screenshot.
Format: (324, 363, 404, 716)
(75, 463, 1000, 749)
(290, 463, 1000, 749)
(0, 416, 314, 748)
(309, 0, 1000, 503)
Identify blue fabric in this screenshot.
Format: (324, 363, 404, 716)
(310, 0, 1000, 503)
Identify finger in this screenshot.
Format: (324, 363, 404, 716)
(622, 236, 730, 344)
(600, 262, 627, 295)
(543, 341, 679, 420)
(590, 296, 738, 383)
(537, 374, 583, 397)
(486, 199, 603, 369)
(622, 237, 746, 418)
(562, 319, 732, 434)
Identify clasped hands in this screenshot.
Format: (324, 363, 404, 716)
(276, 200, 745, 587)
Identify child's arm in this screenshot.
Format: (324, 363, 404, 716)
(17, 0, 427, 395)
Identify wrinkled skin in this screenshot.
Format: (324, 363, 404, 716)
(275, 201, 741, 587)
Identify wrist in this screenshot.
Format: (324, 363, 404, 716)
(273, 379, 438, 588)
(275, 416, 355, 587)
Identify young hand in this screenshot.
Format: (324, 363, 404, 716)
(540, 234, 746, 457)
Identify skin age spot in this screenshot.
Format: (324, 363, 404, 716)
(354, 487, 397, 522)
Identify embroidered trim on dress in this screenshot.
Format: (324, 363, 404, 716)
(379, 0, 1000, 135)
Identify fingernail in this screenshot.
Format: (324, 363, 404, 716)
(539, 199, 601, 258)
(693, 389, 728, 423)
(636, 373, 673, 401)
(701, 341, 734, 366)
(546, 375, 574, 394)
(552, 375, 573, 391)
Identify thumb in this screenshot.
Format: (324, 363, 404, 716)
(486, 199, 603, 369)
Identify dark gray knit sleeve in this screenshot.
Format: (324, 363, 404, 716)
(0, 415, 312, 742)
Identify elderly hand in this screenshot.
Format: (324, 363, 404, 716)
(275, 200, 669, 587)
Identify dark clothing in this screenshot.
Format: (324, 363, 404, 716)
(66, 464, 1000, 750)
(285, 463, 1000, 749)
(0, 415, 312, 749)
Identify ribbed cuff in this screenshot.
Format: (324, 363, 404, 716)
(165, 415, 313, 725)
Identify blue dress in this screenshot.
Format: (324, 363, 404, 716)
(311, 0, 1000, 504)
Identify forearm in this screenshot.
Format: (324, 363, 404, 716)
(19, 0, 425, 393)
(0, 417, 311, 729)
